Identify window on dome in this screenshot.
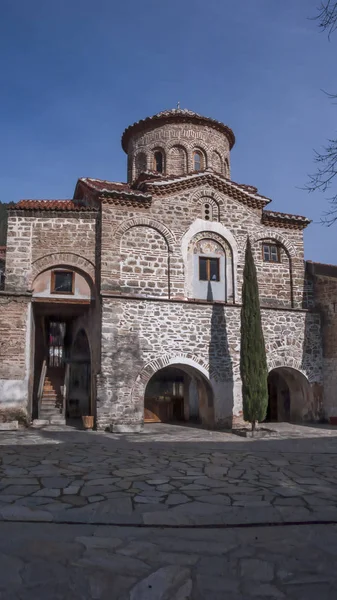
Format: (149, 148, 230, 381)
(194, 151, 203, 171)
(154, 151, 164, 173)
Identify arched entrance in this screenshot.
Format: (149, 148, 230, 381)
(266, 367, 312, 423)
(67, 329, 92, 420)
(144, 364, 214, 428)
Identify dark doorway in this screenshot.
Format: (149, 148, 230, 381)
(32, 303, 91, 423)
(144, 364, 214, 427)
(266, 370, 290, 422)
(67, 329, 91, 420)
(266, 367, 312, 423)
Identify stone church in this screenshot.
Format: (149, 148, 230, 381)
(0, 107, 336, 431)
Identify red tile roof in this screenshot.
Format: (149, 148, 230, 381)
(121, 107, 235, 152)
(15, 200, 97, 211)
(78, 178, 151, 199)
(262, 210, 311, 230)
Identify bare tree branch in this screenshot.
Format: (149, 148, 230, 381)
(305, 2, 337, 224)
(316, 0, 337, 38)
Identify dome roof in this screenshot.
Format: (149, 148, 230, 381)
(121, 107, 235, 152)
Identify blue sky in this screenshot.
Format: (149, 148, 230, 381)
(1, 0, 336, 262)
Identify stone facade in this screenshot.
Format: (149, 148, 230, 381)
(306, 262, 337, 423)
(0, 107, 332, 430)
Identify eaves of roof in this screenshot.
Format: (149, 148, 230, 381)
(139, 170, 271, 210)
(13, 200, 97, 212)
(78, 177, 151, 200)
(121, 108, 235, 152)
(262, 210, 311, 230)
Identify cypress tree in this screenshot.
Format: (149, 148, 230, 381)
(240, 237, 268, 433)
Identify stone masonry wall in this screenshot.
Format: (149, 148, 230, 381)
(101, 187, 305, 308)
(252, 240, 292, 308)
(5, 212, 97, 291)
(311, 271, 337, 420)
(120, 226, 169, 297)
(96, 297, 321, 430)
(0, 294, 31, 412)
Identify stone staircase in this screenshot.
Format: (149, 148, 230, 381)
(38, 368, 66, 425)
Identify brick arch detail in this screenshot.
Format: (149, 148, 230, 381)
(167, 144, 188, 176)
(192, 145, 208, 169)
(129, 354, 217, 427)
(191, 187, 224, 204)
(165, 139, 189, 152)
(211, 149, 223, 174)
(113, 218, 176, 252)
(30, 252, 95, 286)
(250, 230, 296, 258)
(266, 340, 316, 383)
(191, 187, 222, 221)
(135, 354, 214, 387)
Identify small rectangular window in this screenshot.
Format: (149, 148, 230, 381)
(199, 257, 220, 281)
(263, 244, 280, 263)
(51, 270, 74, 294)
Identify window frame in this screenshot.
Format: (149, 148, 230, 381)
(199, 256, 220, 282)
(154, 151, 164, 173)
(194, 151, 203, 171)
(262, 243, 281, 264)
(51, 270, 74, 295)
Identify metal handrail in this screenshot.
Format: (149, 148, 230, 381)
(62, 363, 70, 417)
(37, 359, 47, 418)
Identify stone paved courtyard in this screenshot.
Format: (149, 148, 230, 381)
(1, 423, 337, 598)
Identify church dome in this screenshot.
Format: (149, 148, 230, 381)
(122, 107, 235, 183)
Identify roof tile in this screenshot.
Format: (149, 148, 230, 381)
(15, 200, 96, 211)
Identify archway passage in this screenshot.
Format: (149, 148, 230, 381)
(144, 365, 214, 428)
(67, 329, 91, 421)
(266, 367, 312, 423)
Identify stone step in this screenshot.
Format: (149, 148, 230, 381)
(49, 417, 66, 425)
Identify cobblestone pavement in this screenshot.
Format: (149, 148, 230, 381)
(1, 521, 337, 599)
(2, 423, 337, 598)
(1, 423, 337, 526)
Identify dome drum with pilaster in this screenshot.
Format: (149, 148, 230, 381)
(122, 108, 235, 183)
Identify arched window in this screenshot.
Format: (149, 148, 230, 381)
(194, 150, 203, 171)
(202, 203, 212, 221)
(188, 234, 234, 302)
(201, 198, 219, 222)
(154, 151, 164, 173)
(224, 158, 230, 178)
(0, 259, 5, 290)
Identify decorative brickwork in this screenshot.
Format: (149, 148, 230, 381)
(31, 253, 95, 287)
(5, 214, 97, 291)
(126, 121, 231, 182)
